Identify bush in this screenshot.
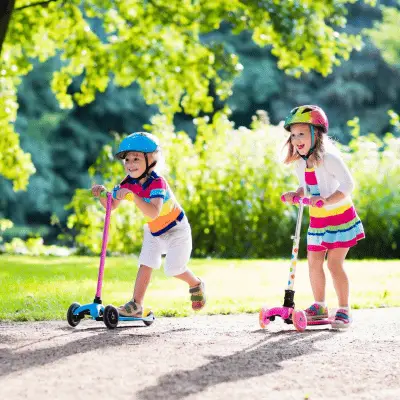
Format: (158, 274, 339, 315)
(66, 112, 400, 258)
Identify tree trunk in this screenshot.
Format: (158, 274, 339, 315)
(0, 0, 16, 57)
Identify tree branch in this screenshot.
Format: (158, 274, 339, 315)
(14, 0, 60, 11)
(0, 0, 15, 56)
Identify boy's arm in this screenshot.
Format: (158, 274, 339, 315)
(132, 196, 163, 219)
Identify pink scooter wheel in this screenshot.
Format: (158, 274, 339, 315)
(259, 307, 270, 329)
(292, 309, 307, 332)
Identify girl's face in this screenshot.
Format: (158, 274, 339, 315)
(123, 152, 147, 178)
(290, 123, 313, 156)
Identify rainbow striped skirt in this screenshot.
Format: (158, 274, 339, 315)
(305, 168, 365, 252)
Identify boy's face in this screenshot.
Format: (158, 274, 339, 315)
(290, 123, 313, 156)
(123, 152, 147, 178)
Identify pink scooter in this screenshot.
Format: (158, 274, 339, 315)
(259, 195, 331, 332)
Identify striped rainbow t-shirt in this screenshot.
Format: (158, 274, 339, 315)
(118, 171, 184, 236)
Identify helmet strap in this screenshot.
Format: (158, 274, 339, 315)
(298, 125, 315, 161)
(136, 153, 157, 181)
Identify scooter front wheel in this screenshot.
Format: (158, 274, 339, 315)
(67, 302, 82, 327)
(292, 309, 307, 332)
(259, 307, 271, 329)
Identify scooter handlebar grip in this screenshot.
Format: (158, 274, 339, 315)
(292, 196, 301, 204)
(99, 190, 133, 201)
(301, 198, 324, 208)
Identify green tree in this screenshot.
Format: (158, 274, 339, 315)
(1, 0, 366, 190)
(222, 1, 400, 142)
(367, 5, 400, 67)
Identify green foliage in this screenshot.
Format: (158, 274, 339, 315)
(67, 112, 296, 257)
(67, 111, 400, 258)
(3, 237, 72, 256)
(2, 0, 367, 189)
(0, 218, 13, 244)
(345, 114, 400, 257)
(366, 5, 400, 67)
(224, 1, 400, 142)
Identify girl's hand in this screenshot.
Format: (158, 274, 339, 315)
(281, 192, 298, 203)
(92, 184, 106, 197)
(115, 188, 133, 200)
(310, 196, 326, 207)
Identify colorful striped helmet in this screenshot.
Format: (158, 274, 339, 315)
(115, 132, 159, 159)
(284, 105, 329, 133)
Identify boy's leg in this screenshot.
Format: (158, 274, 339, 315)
(118, 226, 162, 317)
(174, 270, 200, 287)
(133, 265, 153, 306)
(174, 271, 205, 311)
(164, 218, 205, 310)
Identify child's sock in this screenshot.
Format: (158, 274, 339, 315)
(338, 306, 350, 312)
(315, 301, 327, 308)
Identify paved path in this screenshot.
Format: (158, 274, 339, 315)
(0, 308, 399, 399)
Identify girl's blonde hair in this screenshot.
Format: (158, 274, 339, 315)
(283, 126, 327, 165)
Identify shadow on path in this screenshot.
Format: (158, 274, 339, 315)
(0, 326, 190, 377)
(137, 329, 337, 400)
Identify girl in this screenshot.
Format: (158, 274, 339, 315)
(281, 105, 365, 329)
(92, 132, 206, 317)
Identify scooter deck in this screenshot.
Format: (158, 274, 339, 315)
(118, 314, 155, 322)
(307, 318, 334, 326)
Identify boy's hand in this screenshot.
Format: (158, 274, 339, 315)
(92, 184, 106, 197)
(115, 188, 133, 200)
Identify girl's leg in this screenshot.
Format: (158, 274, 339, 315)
(308, 250, 327, 302)
(133, 265, 153, 306)
(327, 248, 350, 307)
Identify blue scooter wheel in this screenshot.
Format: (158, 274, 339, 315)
(67, 302, 81, 327)
(104, 305, 119, 329)
(143, 312, 155, 326)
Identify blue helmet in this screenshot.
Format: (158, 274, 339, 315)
(115, 132, 159, 159)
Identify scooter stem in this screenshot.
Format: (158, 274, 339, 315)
(94, 192, 113, 303)
(286, 202, 304, 292)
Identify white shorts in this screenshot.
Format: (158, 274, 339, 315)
(138, 216, 192, 276)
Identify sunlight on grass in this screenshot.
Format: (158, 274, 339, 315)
(1, 255, 399, 321)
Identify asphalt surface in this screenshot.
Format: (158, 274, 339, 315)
(0, 308, 399, 400)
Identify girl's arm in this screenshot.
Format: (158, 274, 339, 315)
(324, 153, 355, 197)
(324, 190, 346, 205)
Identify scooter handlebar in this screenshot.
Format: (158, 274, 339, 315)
(99, 190, 134, 201)
(281, 195, 324, 208)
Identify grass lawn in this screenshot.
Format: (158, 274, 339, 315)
(1, 255, 399, 321)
